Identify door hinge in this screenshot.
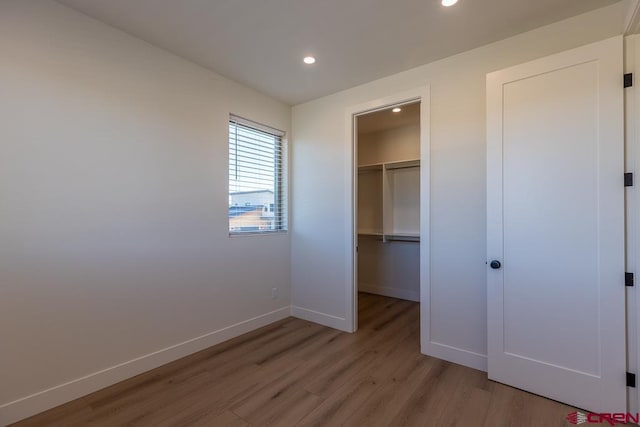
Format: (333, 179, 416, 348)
(625, 73, 633, 88)
(626, 272, 634, 287)
(627, 372, 636, 388)
(625, 173, 634, 187)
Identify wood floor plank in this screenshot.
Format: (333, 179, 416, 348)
(391, 359, 469, 426)
(175, 409, 248, 427)
(453, 388, 492, 426)
(342, 357, 441, 425)
(12, 294, 599, 427)
(303, 349, 377, 398)
(296, 376, 380, 427)
(237, 389, 322, 426)
(370, 331, 424, 383)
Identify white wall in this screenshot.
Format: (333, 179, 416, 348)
(358, 238, 420, 302)
(291, 3, 627, 370)
(0, 1, 291, 423)
(358, 125, 420, 165)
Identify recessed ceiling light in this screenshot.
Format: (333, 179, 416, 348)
(392, 107, 402, 113)
(442, 0, 458, 6)
(303, 56, 316, 65)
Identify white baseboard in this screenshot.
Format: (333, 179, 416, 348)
(359, 284, 420, 302)
(291, 306, 349, 332)
(0, 306, 291, 426)
(422, 341, 488, 372)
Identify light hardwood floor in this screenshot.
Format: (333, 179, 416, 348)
(12, 293, 617, 426)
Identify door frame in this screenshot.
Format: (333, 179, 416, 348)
(344, 85, 430, 335)
(625, 33, 640, 416)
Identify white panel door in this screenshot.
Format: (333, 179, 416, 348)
(486, 36, 625, 412)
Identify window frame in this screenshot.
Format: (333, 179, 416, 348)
(228, 114, 287, 236)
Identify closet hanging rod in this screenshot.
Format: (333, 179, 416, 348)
(385, 235, 420, 243)
(385, 165, 420, 171)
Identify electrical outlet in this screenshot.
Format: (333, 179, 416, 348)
(271, 287, 279, 299)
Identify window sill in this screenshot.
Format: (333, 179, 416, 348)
(229, 230, 288, 238)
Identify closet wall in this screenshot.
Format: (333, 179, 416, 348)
(357, 107, 420, 302)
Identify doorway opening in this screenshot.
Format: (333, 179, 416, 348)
(354, 100, 422, 331)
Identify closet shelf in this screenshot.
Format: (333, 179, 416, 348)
(385, 234, 420, 243)
(358, 230, 383, 236)
(385, 159, 420, 170)
(358, 232, 420, 243)
(358, 158, 420, 172)
(358, 163, 383, 172)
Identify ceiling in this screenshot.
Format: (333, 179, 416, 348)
(358, 102, 420, 135)
(57, 0, 620, 105)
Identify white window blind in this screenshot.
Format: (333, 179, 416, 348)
(228, 115, 287, 234)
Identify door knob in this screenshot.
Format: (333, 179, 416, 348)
(490, 260, 501, 269)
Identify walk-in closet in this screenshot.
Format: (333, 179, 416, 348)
(356, 101, 421, 304)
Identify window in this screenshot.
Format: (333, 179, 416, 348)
(228, 115, 287, 234)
